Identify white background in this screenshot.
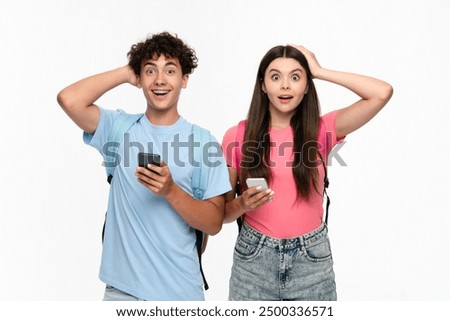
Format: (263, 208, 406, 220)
(1, 0, 449, 302)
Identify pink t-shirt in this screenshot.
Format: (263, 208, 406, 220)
(222, 110, 345, 238)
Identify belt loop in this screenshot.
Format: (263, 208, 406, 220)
(298, 235, 305, 250)
(260, 233, 267, 248)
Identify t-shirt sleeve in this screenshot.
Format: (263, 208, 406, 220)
(82, 107, 123, 155)
(318, 110, 346, 156)
(221, 125, 239, 169)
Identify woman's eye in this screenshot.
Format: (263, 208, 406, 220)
(292, 74, 300, 81)
(271, 75, 280, 81)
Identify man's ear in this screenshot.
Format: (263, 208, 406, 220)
(136, 75, 142, 89)
(182, 74, 189, 89)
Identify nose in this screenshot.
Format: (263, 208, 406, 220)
(281, 79, 290, 90)
(154, 73, 166, 86)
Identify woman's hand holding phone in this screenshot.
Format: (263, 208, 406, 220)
(239, 178, 274, 211)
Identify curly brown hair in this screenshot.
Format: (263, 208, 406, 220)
(127, 32, 198, 76)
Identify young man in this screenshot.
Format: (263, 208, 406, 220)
(57, 32, 230, 300)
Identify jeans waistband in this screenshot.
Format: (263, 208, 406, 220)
(241, 222, 328, 250)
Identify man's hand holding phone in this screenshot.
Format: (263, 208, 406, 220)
(136, 152, 174, 196)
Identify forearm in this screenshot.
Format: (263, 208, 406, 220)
(316, 68, 393, 137)
(315, 68, 392, 102)
(221, 167, 274, 223)
(164, 185, 224, 235)
(58, 67, 130, 110)
(224, 192, 245, 223)
(57, 66, 133, 133)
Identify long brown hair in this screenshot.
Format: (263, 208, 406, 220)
(240, 45, 321, 201)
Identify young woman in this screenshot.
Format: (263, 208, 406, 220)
(222, 45, 393, 300)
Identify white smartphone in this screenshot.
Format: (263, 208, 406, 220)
(246, 177, 268, 190)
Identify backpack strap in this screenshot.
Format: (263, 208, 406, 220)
(234, 120, 246, 232)
(105, 113, 144, 183)
(191, 124, 211, 200)
(191, 124, 212, 291)
(195, 229, 209, 290)
(317, 152, 331, 225)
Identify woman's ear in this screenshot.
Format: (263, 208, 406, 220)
(262, 82, 267, 93)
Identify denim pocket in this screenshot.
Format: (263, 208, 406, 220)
(234, 229, 263, 260)
(303, 235, 333, 263)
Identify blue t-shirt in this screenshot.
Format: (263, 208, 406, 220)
(83, 108, 231, 300)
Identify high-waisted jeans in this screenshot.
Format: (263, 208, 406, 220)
(229, 222, 337, 301)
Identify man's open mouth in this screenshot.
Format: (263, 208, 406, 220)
(152, 90, 170, 96)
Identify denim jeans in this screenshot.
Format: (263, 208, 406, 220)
(103, 285, 145, 301)
(229, 222, 337, 301)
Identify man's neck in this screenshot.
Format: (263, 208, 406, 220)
(145, 108, 180, 126)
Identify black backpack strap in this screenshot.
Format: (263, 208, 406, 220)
(195, 229, 209, 290)
(236, 217, 243, 233)
(318, 152, 330, 225)
(323, 176, 330, 225)
(235, 179, 244, 233)
(101, 212, 107, 243)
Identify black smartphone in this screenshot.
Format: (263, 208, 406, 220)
(138, 152, 161, 168)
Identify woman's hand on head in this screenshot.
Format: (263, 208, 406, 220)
(289, 45, 323, 78)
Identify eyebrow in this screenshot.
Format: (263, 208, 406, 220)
(268, 68, 304, 74)
(143, 61, 179, 68)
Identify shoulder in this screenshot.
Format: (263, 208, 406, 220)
(222, 121, 245, 146)
(224, 125, 238, 140)
(319, 110, 339, 131)
(318, 110, 346, 154)
(83, 107, 126, 145)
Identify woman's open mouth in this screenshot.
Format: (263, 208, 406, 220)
(278, 95, 293, 103)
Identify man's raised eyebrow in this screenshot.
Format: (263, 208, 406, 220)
(143, 61, 156, 67)
(164, 61, 178, 68)
(143, 61, 178, 68)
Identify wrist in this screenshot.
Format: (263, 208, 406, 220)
(161, 180, 178, 200)
(110, 66, 131, 84)
(311, 67, 326, 80)
(237, 194, 247, 213)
